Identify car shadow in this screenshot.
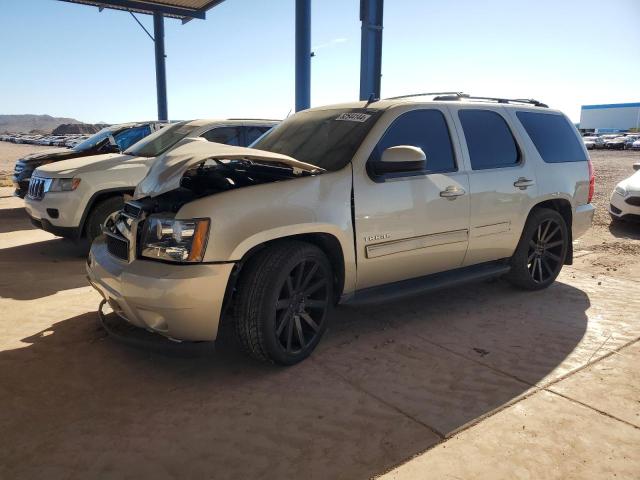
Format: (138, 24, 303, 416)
(609, 219, 640, 240)
(0, 278, 590, 479)
(0, 237, 89, 300)
(0, 207, 34, 233)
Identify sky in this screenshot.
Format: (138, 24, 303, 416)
(1, 0, 639, 124)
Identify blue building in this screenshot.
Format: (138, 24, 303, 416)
(580, 102, 640, 133)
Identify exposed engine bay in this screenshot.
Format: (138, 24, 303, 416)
(135, 158, 318, 214)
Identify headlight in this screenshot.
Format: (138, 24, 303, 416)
(615, 185, 627, 197)
(141, 216, 210, 263)
(48, 177, 81, 192)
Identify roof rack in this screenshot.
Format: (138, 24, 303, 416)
(385, 92, 468, 100)
(227, 118, 282, 122)
(386, 92, 548, 108)
(432, 94, 548, 108)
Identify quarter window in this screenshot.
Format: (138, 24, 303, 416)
(201, 127, 241, 146)
(114, 125, 151, 151)
(245, 126, 272, 146)
(516, 111, 587, 163)
(459, 110, 519, 170)
(370, 109, 456, 174)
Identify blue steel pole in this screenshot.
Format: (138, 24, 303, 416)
(295, 0, 311, 111)
(359, 0, 384, 101)
(153, 12, 168, 121)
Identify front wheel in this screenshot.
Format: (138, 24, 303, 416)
(506, 208, 568, 290)
(234, 241, 333, 365)
(85, 196, 125, 242)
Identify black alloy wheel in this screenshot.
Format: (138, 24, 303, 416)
(235, 241, 333, 365)
(506, 207, 568, 290)
(526, 218, 565, 284)
(274, 258, 330, 355)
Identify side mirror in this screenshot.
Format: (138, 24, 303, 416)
(633, 163, 640, 171)
(374, 145, 427, 175)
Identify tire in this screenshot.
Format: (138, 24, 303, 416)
(234, 240, 334, 365)
(506, 208, 568, 290)
(85, 196, 125, 242)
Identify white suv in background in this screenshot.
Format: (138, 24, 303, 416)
(24, 119, 277, 241)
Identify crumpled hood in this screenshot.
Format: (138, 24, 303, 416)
(19, 148, 76, 164)
(134, 138, 324, 199)
(35, 153, 140, 178)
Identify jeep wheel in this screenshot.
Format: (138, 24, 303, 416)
(235, 241, 333, 365)
(85, 196, 125, 242)
(506, 208, 568, 290)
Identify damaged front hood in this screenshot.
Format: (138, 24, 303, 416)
(134, 138, 324, 199)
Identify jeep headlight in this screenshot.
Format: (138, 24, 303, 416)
(141, 216, 210, 263)
(48, 177, 81, 192)
(614, 185, 627, 197)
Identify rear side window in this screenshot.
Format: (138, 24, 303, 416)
(516, 111, 588, 163)
(201, 127, 241, 146)
(459, 110, 519, 170)
(370, 109, 456, 173)
(114, 125, 151, 150)
(244, 126, 271, 146)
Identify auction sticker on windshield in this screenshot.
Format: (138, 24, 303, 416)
(335, 113, 372, 122)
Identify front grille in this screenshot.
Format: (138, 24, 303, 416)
(106, 234, 129, 261)
(625, 196, 640, 207)
(27, 177, 47, 200)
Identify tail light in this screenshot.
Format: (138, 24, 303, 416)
(587, 158, 595, 203)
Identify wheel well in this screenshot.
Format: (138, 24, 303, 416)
(224, 233, 346, 312)
(530, 199, 573, 265)
(80, 189, 134, 236)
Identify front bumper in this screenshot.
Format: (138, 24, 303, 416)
(87, 237, 235, 342)
(610, 191, 640, 221)
(24, 190, 84, 237)
(572, 203, 595, 239)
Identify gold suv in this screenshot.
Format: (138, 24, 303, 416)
(87, 95, 595, 365)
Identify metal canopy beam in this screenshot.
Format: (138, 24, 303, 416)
(359, 0, 384, 101)
(295, 0, 311, 112)
(57, 0, 224, 20)
(153, 13, 168, 121)
(58, 0, 225, 121)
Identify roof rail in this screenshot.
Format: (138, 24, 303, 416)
(432, 95, 548, 108)
(227, 118, 281, 122)
(385, 92, 469, 100)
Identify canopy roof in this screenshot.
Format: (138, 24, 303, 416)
(58, 0, 224, 20)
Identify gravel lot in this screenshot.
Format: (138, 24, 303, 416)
(0, 146, 638, 479)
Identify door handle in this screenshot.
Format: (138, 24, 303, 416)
(440, 186, 466, 199)
(514, 177, 535, 190)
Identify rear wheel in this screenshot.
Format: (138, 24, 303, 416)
(234, 241, 333, 365)
(85, 196, 125, 242)
(506, 208, 568, 290)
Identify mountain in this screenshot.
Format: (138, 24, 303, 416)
(0, 114, 85, 134)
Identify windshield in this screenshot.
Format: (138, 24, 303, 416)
(252, 108, 383, 171)
(72, 127, 113, 152)
(124, 121, 200, 157)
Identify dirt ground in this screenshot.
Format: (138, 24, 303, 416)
(0, 142, 59, 185)
(0, 148, 639, 479)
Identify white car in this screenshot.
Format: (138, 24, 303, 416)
(24, 119, 278, 241)
(610, 163, 640, 222)
(632, 140, 640, 151)
(583, 136, 604, 150)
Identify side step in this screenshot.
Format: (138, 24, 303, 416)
(345, 261, 511, 306)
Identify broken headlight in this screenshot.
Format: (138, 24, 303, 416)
(141, 216, 210, 263)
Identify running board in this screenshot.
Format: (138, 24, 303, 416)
(344, 261, 511, 306)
